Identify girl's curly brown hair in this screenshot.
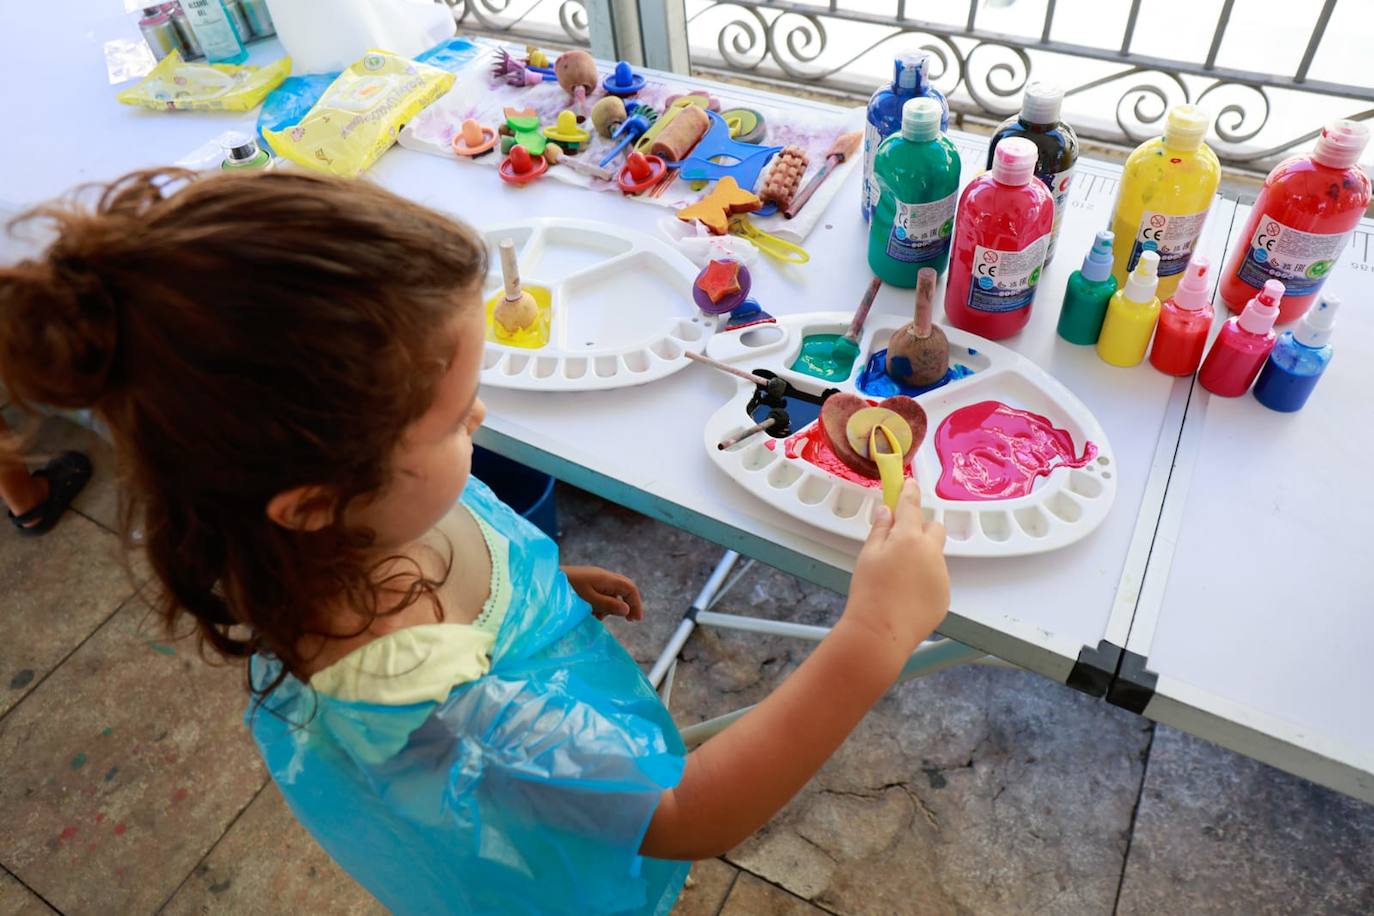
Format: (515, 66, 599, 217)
(0, 168, 488, 696)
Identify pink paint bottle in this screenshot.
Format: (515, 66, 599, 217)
(944, 137, 1054, 339)
(1197, 279, 1283, 397)
(1149, 255, 1214, 376)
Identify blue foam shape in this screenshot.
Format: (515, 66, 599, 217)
(665, 110, 782, 188)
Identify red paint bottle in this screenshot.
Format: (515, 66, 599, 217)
(1219, 120, 1370, 324)
(944, 137, 1054, 339)
(1198, 279, 1283, 397)
(1149, 255, 1214, 376)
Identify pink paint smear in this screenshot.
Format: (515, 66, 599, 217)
(935, 401, 1096, 501)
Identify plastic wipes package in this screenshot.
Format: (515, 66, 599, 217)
(265, 50, 454, 178)
(116, 51, 291, 112)
(248, 478, 689, 915)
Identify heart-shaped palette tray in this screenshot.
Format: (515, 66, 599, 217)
(703, 312, 1117, 557)
(478, 218, 715, 390)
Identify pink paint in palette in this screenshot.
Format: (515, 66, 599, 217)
(935, 400, 1096, 501)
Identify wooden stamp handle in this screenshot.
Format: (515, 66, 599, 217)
(499, 239, 522, 302)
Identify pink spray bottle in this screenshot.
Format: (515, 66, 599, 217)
(1198, 279, 1284, 397)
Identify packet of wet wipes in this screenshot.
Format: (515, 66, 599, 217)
(264, 50, 454, 178)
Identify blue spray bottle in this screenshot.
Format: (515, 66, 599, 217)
(862, 51, 949, 221)
(1252, 294, 1339, 412)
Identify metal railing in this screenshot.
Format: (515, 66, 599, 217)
(435, 0, 1372, 171)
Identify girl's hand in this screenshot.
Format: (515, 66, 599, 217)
(563, 565, 644, 621)
(841, 478, 948, 659)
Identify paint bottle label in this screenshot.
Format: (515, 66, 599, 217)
(1043, 166, 1075, 258)
(885, 190, 957, 264)
(863, 122, 883, 214)
(1236, 213, 1347, 297)
(1127, 208, 1206, 277)
(182, 0, 243, 61)
(967, 237, 1049, 313)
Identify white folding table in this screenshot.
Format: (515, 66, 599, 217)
(4, 1, 1367, 806)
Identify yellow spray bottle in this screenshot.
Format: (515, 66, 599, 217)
(1098, 249, 1161, 367)
(1108, 105, 1220, 299)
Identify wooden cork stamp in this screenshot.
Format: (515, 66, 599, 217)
(494, 239, 538, 334)
(886, 267, 950, 388)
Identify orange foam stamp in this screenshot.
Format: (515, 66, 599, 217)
(676, 176, 762, 235)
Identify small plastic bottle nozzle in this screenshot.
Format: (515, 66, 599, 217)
(1021, 81, 1064, 126)
(1295, 294, 1339, 347)
(901, 97, 943, 142)
(896, 49, 930, 89)
(1313, 120, 1371, 170)
(991, 136, 1037, 186)
(1172, 255, 1211, 311)
(1238, 279, 1284, 334)
(1080, 230, 1114, 283)
(1124, 250, 1160, 303)
(1164, 105, 1209, 152)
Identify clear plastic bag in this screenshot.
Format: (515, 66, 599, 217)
(248, 477, 688, 915)
(116, 51, 291, 112)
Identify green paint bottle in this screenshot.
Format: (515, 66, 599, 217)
(867, 98, 961, 287)
(1057, 230, 1118, 344)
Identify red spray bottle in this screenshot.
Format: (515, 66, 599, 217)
(944, 137, 1054, 339)
(1219, 120, 1370, 324)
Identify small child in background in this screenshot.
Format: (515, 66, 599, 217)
(0, 169, 949, 914)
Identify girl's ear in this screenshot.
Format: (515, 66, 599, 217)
(266, 485, 338, 532)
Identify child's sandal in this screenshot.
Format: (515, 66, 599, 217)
(8, 451, 93, 537)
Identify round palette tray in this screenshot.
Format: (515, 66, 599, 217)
(478, 218, 715, 390)
(703, 312, 1118, 557)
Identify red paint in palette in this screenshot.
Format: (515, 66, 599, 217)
(767, 424, 914, 486)
(935, 401, 1096, 500)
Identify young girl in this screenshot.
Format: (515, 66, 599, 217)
(0, 169, 949, 914)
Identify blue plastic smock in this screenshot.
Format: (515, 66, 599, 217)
(247, 477, 689, 914)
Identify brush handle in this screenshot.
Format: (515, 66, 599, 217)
(686, 350, 769, 387)
(499, 239, 523, 302)
(845, 276, 883, 342)
(914, 267, 937, 338)
(782, 154, 839, 219)
(717, 415, 777, 450)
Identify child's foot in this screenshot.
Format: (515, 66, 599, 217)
(7, 451, 93, 537)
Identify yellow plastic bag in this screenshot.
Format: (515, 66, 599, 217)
(116, 51, 291, 112)
(265, 51, 455, 178)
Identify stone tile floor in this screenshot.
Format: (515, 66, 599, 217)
(1, 415, 1372, 915)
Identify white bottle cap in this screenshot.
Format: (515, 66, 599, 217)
(1170, 255, 1210, 311)
(1020, 81, 1064, 126)
(1163, 105, 1209, 152)
(1124, 250, 1160, 303)
(1294, 294, 1339, 347)
(901, 97, 943, 142)
(896, 50, 930, 90)
(991, 136, 1037, 186)
(1238, 279, 1284, 334)
(1312, 120, 1370, 170)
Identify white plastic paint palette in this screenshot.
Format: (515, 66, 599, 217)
(477, 218, 713, 390)
(703, 312, 1117, 557)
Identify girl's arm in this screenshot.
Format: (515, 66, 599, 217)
(640, 480, 948, 860)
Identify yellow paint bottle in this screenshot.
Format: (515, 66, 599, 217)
(1098, 249, 1162, 367)
(1108, 105, 1220, 299)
